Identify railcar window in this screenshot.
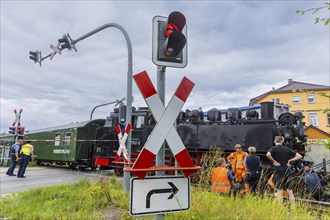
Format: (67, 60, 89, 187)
(64, 133, 71, 146)
(136, 116, 145, 129)
(54, 134, 61, 146)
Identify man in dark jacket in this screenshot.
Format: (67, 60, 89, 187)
(303, 166, 325, 201)
(6, 139, 23, 176)
(267, 136, 302, 204)
(245, 146, 261, 195)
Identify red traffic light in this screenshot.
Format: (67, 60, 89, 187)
(164, 11, 186, 57)
(152, 11, 188, 68)
(17, 127, 25, 135)
(165, 11, 186, 37)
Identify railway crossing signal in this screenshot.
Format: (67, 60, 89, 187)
(152, 11, 187, 68)
(50, 42, 62, 60)
(10, 109, 23, 136)
(131, 71, 195, 179)
(114, 123, 132, 164)
(12, 109, 23, 127)
(29, 51, 42, 66)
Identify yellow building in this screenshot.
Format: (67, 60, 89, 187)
(250, 79, 330, 134)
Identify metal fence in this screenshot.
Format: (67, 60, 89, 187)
(0, 144, 12, 167)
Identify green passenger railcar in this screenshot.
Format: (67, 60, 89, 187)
(24, 119, 105, 169)
(0, 134, 16, 166)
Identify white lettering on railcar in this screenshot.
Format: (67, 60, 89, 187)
(53, 149, 70, 154)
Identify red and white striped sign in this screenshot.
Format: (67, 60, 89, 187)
(50, 42, 62, 60)
(114, 123, 131, 163)
(12, 109, 23, 127)
(132, 71, 195, 179)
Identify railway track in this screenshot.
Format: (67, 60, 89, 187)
(295, 198, 330, 212)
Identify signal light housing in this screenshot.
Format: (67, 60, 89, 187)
(152, 11, 187, 68)
(29, 51, 42, 66)
(58, 34, 77, 51)
(17, 127, 25, 135)
(9, 126, 17, 135)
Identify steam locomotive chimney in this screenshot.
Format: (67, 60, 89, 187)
(260, 102, 274, 119)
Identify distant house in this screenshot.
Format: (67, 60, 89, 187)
(305, 125, 330, 143)
(249, 79, 330, 133)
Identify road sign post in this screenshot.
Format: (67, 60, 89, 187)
(156, 66, 166, 177)
(130, 176, 190, 216)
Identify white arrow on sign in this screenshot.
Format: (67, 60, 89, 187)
(130, 176, 190, 216)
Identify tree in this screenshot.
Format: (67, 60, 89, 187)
(296, 2, 330, 25)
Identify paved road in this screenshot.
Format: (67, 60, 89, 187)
(0, 166, 115, 196)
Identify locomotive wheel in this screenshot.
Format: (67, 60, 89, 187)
(91, 163, 96, 171)
(69, 163, 76, 170)
(78, 166, 86, 171)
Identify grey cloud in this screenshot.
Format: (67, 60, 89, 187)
(1, 1, 329, 132)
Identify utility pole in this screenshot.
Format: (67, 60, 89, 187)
(152, 11, 188, 220)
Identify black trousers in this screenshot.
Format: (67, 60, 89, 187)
(247, 171, 260, 194)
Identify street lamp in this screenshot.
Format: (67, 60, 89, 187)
(29, 23, 133, 192)
(90, 98, 125, 120)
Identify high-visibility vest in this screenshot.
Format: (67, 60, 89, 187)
(268, 173, 275, 189)
(20, 144, 32, 156)
(227, 152, 249, 171)
(211, 167, 231, 193)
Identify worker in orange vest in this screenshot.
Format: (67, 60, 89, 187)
(227, 144, 249, 194)
(211, 157, 234, 195)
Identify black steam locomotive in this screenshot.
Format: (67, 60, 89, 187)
(93, 101, 306, 171)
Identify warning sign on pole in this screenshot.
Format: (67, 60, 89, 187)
(131, 71, 195, 179)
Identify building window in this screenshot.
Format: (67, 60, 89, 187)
(54, 134, 61, 146)
(272, 98, 280, 104)
(64, 133, 71, 146)
(328, 112, 330, 126)
(293, 95, 300, 104)
(309, 113, 319, 126)
(307, 94, 315, 103)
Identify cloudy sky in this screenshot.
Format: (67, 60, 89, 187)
(1, 1, 329, 132)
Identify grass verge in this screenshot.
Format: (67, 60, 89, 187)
(1, 177, 329, 220)
(0, 176, 128, 220)
(168, 186, 330, 220)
